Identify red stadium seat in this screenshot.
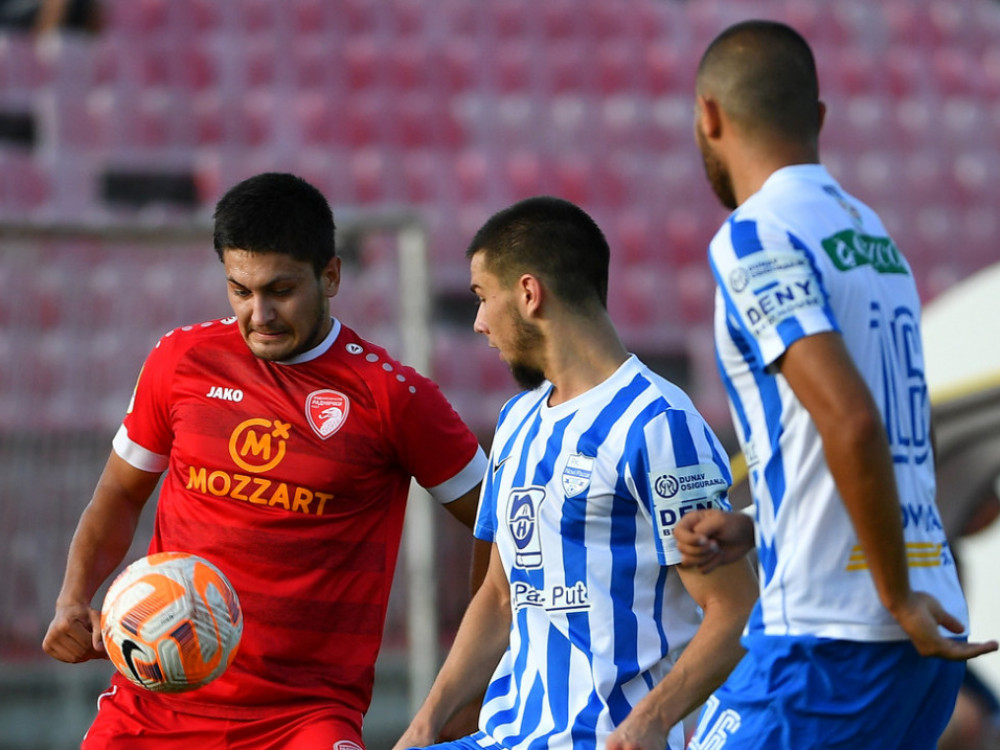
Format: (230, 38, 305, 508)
(502, 150, 547, 200)
(399, 149, 444, 205)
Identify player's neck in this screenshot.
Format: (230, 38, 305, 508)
(733, 141, 820, 206)
(543, 316, 628, 407)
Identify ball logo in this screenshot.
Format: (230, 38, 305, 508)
(655, 474, 680, 498)
(305, 389, 350, 440)
(228, 418, 289, 473)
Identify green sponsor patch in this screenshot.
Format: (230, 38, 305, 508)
(821, 230, 909, 275)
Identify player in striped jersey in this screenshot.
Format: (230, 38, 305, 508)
(394, 197, 758, 750)
(677, 20, 998, 749)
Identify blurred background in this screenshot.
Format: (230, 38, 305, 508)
(0, 0, 998, 747)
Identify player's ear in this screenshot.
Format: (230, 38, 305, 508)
(817, 100, 827, 133)
(321, 256, 341, 298)
(696, 94, 723, 140)
(518, 273, 544, 318)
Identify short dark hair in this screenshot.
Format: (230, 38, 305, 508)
(697, 19, 820, 143)
(467, 196, 609, 311)
(213, 172, 336, 276)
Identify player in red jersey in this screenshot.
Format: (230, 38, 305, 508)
(42, 172, 489, 749)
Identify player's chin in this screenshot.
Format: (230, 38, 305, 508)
(247, 339, 295, 361)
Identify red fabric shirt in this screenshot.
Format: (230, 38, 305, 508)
(111, 317, 485, 725)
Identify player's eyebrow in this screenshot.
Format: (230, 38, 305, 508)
(226, 273, 301, 290)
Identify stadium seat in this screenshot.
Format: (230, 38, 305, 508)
(399, 149, 444, 206)
(541, 0, 580, 40)
(105, 0, 169, 37)
(391, 92, 438, 149)
(502, 150, 546, 200)
(439, 36, 481, 94)
(348, 147, 391, 205)
(609, 262, 682, 347)
(290, 0, 329, 37)
(0, 35, 53, 96)
(0, 151, 50, 218)
(453, 148, 491, 204)
(290, 37, 336, 92)
(613, 209, 655, 266)
(342, 35, 382, 93)
(546, 40, 589, 94)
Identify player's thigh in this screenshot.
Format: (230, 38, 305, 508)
(80, 685, 226, 750)
(228, 705, 364, 750)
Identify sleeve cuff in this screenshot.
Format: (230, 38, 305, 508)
(112, 424, 169, 474)
(425, 446, 488, 504)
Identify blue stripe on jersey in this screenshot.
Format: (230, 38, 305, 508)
(716, 334, 753, 449)
(711, 269, 767, 372)
(665, 409, 698, 466)
(520, 675, 545, 738)
(652, 563, 671, 670)
(545, 623, 573, 738)
(716, 305, 786, 589)
(532, 411, 573, 487)
(509, 393, 548, 489)
(485, 611, 532, 734)
(789, 230, 837, 326)
(703, 422, 734, 487)
(496, 389, 533, 426)
(730, 218, 764, 258)
(570, 693, 603, 750)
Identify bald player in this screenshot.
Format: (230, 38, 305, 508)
(675, 19, 997, 749)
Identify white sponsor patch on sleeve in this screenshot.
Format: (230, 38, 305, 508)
(727, 251, 825, 339)
(649, 462, 729, 564)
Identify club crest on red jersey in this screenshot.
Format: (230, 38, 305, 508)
(305, 389, 350, 439)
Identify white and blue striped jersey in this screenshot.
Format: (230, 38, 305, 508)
(710, 164, 968, 641)
(474, 355, 732, 749)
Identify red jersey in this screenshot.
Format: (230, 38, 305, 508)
(111, 316, 486, 727)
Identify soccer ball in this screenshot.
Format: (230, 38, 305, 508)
(101, 551, 243, 693)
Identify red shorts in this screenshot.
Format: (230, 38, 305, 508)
(81, 684, 365, 750)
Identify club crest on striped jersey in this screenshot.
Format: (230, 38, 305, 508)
(508, 488, 546, 569)
(305, 389, 350, 439)
(561, 453, 594, 497)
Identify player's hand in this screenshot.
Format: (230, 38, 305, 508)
(892, 591, 999, 661)
(675, 509, 755, 573)
(605, 708, 670, 750)
(42, 601, 107, 663)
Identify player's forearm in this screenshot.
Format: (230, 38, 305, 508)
(58, 501, 142, 606)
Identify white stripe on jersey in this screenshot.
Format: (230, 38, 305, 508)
(475, 355, 731, 750)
